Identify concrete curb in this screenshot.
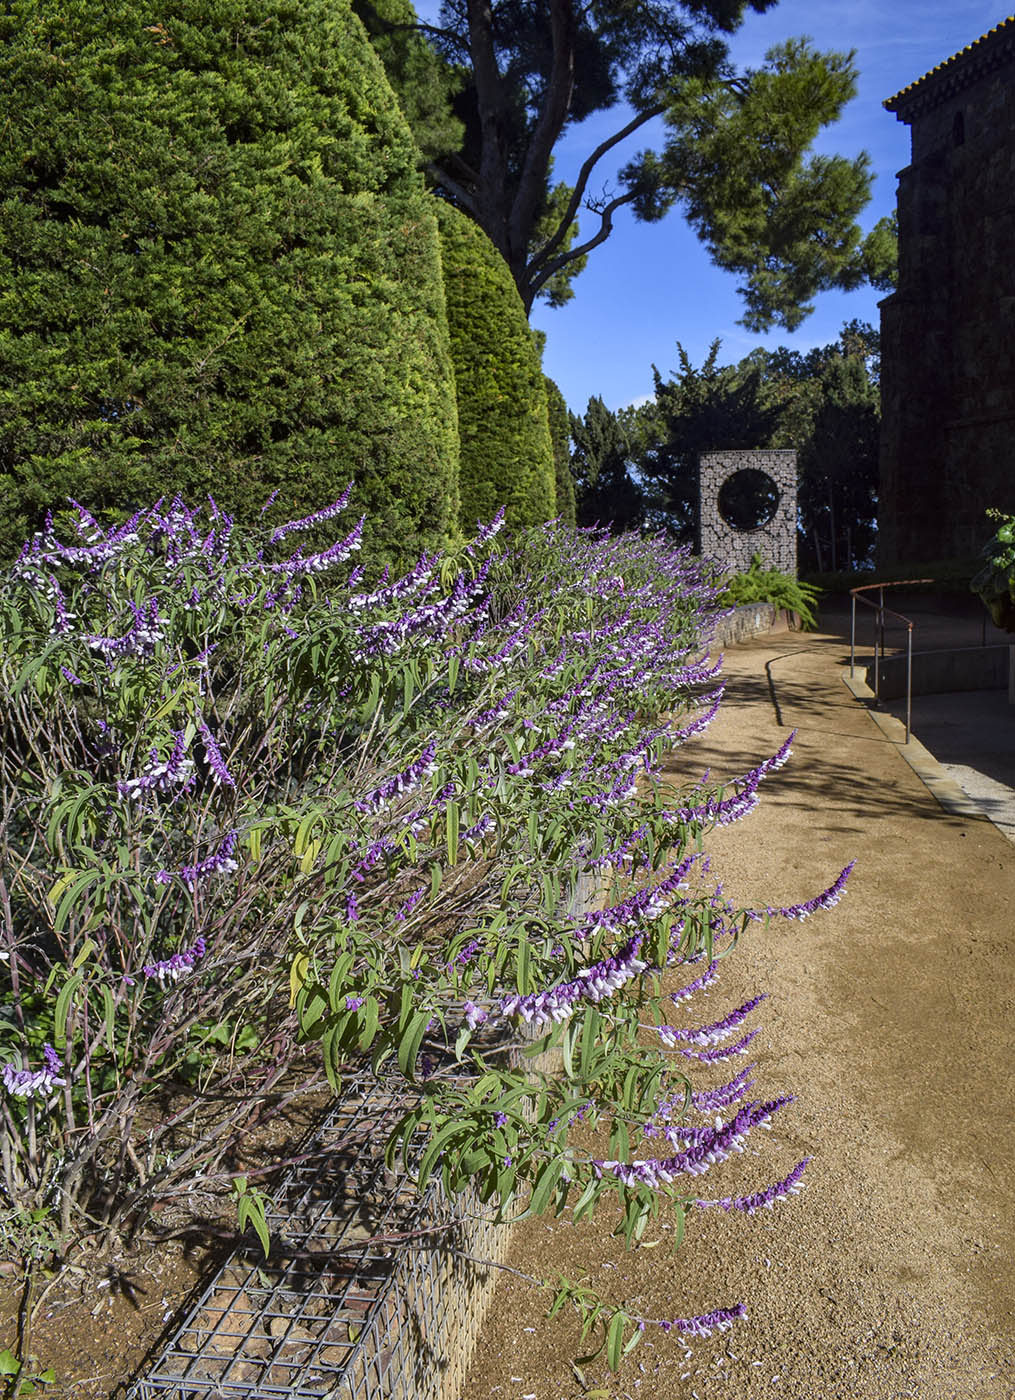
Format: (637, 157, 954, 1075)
(841, 668, 991, 824)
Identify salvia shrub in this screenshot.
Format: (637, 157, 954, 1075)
(0, 489, 851, 1364)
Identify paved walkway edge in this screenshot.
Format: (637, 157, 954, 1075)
(841, 667, 991, 825)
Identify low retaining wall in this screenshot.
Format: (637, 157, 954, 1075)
(127, 876, 601, 1400)
(870, 643, 1014, 700)
(711, 603, 796, 646)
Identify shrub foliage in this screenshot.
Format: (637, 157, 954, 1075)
(436, 201, 556, 533)
(0, 0, 460, 573)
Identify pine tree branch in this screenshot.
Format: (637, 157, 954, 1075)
(525, 189, 640, 309)
(526, 101, 667, 276)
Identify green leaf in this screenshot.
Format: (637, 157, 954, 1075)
(53, 971, 84, 1050)
(416, 1120, 463, 1189)
(606, 1311, 626, 1371)
(53, 870, 103, 934)
(515, 934, 530, 996)
(72, 938, 97, 970)
(358, 996, 380, 1051)
(446, 802, 459, 867)
(321, 1021, 345, 1093)
(100, 985, 117, 1056)
(527, 1157, 565, 1218)
(327, 954, 356, 1012)
(359, 673, 381, 724)
(397, 1008, 430, 1082)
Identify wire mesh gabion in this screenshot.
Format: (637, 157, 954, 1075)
(126, 1068, 510, 1400)
(126, 875, 603, 1400)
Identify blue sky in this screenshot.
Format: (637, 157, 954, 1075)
(414, 1, 1008, 412)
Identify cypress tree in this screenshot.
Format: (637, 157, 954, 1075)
(435, 201, 555, 533)
(544, 377, 576, 527)
(0, 0, 459, 573)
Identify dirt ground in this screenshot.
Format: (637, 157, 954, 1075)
(464, 614, 1015, 1400)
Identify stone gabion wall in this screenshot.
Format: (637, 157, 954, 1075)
(697, 449, 798, 575)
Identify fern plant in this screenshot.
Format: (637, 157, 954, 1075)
(720, 553, 821, 630)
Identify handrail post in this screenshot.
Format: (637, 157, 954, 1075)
(906, 624, 913, 743)
(850, 593, 856, 678)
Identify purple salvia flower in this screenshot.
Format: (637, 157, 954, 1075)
(463, 1000, 488, 1030)
(395, 885, 428, 922)
(670, 962, 719, 1004)
(118, 730, 194, 798)
(61, 666, 84, 686)
(2, 1043, 66, 1100)
(268, 484, 354, 543)
(673, 1029, 760, 1063)
(465, 505, 506, 555)
(579, 856, 697, 936)
(142, 936, 207, 985)
(689, 1065, 758, 1115)
(467, 688, 520, 729)
(199, 722, 235, 789)
(593, 1097, 793, 1186)
(269, 516, 364, 577)
(696, 1157, 811, 1214)
(496, 936, 647, 1030)
(659, 994, 767, 1048)
(462, 813, 494, 843)
(345, 996, 366, 1011)
(753, 860, 856, 922)
(659, 1304, 748, 1338)
(158, 830, 240, 890)
(355, 741, 438, 813)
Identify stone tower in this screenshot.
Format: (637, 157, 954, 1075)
(879, 18, 1015, 566)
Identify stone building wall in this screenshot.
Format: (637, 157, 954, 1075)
(697, 448, 797, 574)
(880, 19, 1015, 566)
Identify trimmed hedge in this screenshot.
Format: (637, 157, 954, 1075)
(0, 0, 460, 574)
(545, 376, 576, 527)
(435, 200, 555, 532)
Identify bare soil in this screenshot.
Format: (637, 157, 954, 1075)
(463, 617, 1015, 1400)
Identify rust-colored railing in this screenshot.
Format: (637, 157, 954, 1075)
(849, 581, 934, 743)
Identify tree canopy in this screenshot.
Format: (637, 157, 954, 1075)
(607, 323, 881, 567)
(371, 0, 893, 322)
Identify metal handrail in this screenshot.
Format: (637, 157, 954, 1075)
(849, 580, 934, 743)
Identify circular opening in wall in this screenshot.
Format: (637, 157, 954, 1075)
(717, 469, 780, 531)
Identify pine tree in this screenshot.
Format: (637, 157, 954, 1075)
(0, 0, 460, 573)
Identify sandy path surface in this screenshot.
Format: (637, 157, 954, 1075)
(464, 623, 1015, 1400)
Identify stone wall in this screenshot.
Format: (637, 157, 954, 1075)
(880, 20, 1015, 566)
(697, 448, 798, 574)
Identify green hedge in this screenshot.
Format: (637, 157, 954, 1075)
(0, 0, 460, 574)
(436, 201, 555, 532)
(545, 376, 576, 527)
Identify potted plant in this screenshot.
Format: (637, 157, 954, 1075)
(971, 510, 1015, 633)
